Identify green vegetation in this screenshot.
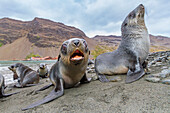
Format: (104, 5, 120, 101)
(91, 45, 118, 59)
(150, 45, 169, 53)
(0, 42, 3, 47)
(91, 45, 169, 59)
(25, 52, 41, 59)
(36, 35, 40, 39)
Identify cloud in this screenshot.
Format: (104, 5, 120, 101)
(0, 0, 170, 37)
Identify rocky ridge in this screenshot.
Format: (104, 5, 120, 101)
(0, 17, 95, 60)
(93, 35, 170, 52)
(0, 17, 87, 47)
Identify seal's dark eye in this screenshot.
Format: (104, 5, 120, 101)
(132, 14, 136, 18)
(129, 13, 135, 18)
(83, 41, 87, 48)
(83, 41, 88, 52)
(61, 44, 67, 54)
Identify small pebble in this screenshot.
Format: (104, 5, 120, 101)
(161, 66, 168, 69)
(155, 62, 162, 66)
(160, 69, 170, 77)
(145, 77, 160, 83)
(86, 67, 90, 70)
(156, 57, 162, 62)
(147, 74, 160, 78)
(91, 66, 95, 69)
(151, 64, 156, 67)
(87, 69, 95, 73)
(92, 75, 98, 81)
(161, 79, 170, 85)
(161, 58, 167, 63)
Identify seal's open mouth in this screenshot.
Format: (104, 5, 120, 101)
(70, 49, 84, 61)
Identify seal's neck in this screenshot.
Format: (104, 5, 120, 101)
(121, 25, 148, 39)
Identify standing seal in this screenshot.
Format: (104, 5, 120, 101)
(37, 63, 49, 78)
(0, 74, 18, 98)
(22, 38, 90, 110)
(95, 4, 150, 83)
(8, 63, 39, 87)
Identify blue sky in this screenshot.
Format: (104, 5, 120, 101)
(0, 0, 170, 37)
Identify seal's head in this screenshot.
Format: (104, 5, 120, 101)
(8, 63, 23, 80)
(8, 64, 16, 72)
(39, 63, 47, 69)
(8, 63, 23, 71)
(121, 4, 147, 35)
(59, 38, 90, 65)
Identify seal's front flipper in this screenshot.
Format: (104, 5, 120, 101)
(126, 63, 145, 84)
(80, 73, 91, 84)
(35, 83, 53, 92)
(98, 74, 109, 82)
(22, 79, 64, 111)
(3, 91, 19, 97)
(1, 86, 19, 98)
(14, 83, 38, 88)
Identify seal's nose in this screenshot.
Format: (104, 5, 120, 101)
(73, 40, 80, 46)
(139, 4, 144, 9)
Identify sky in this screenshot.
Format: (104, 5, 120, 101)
(0, 0, 170, 37)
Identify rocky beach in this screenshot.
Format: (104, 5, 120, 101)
(0, 51, 169, 113)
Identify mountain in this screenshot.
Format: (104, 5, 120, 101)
(0, 17, 95, 60)
(93, 34, 170, 52)
(0, 17, 169, 60)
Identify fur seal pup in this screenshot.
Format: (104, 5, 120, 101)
(22, 38, 90, 110)
(95, 4, 150, 83)
(8, 63, 39, 87)
(0, 74, 18, 98)
(37, 63, 49, 78)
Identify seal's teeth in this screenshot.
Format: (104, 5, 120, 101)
(71, 56, 83, 61)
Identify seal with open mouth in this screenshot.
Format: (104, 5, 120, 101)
(22, 38, 90, 110)
(95, 4, 150, 83)
(0, 74, 19, 98)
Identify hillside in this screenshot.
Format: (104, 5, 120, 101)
(0, 17, 169, 60)
(93, 34, 170, 52)
(0, 17, 96, 60)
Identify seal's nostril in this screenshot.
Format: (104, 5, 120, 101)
(73, 40, 80, 46)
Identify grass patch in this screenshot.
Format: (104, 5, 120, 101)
(150, 45, 169, 52)
(91, 45, 118, 59)
(25, 52, 41, 59)
(36, 35, 40, 39)
(0, 42, 3, 47)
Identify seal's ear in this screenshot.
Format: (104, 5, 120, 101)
(58, 55, 61, 61)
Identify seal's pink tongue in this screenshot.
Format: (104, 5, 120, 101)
(74, 49, 80, 53)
